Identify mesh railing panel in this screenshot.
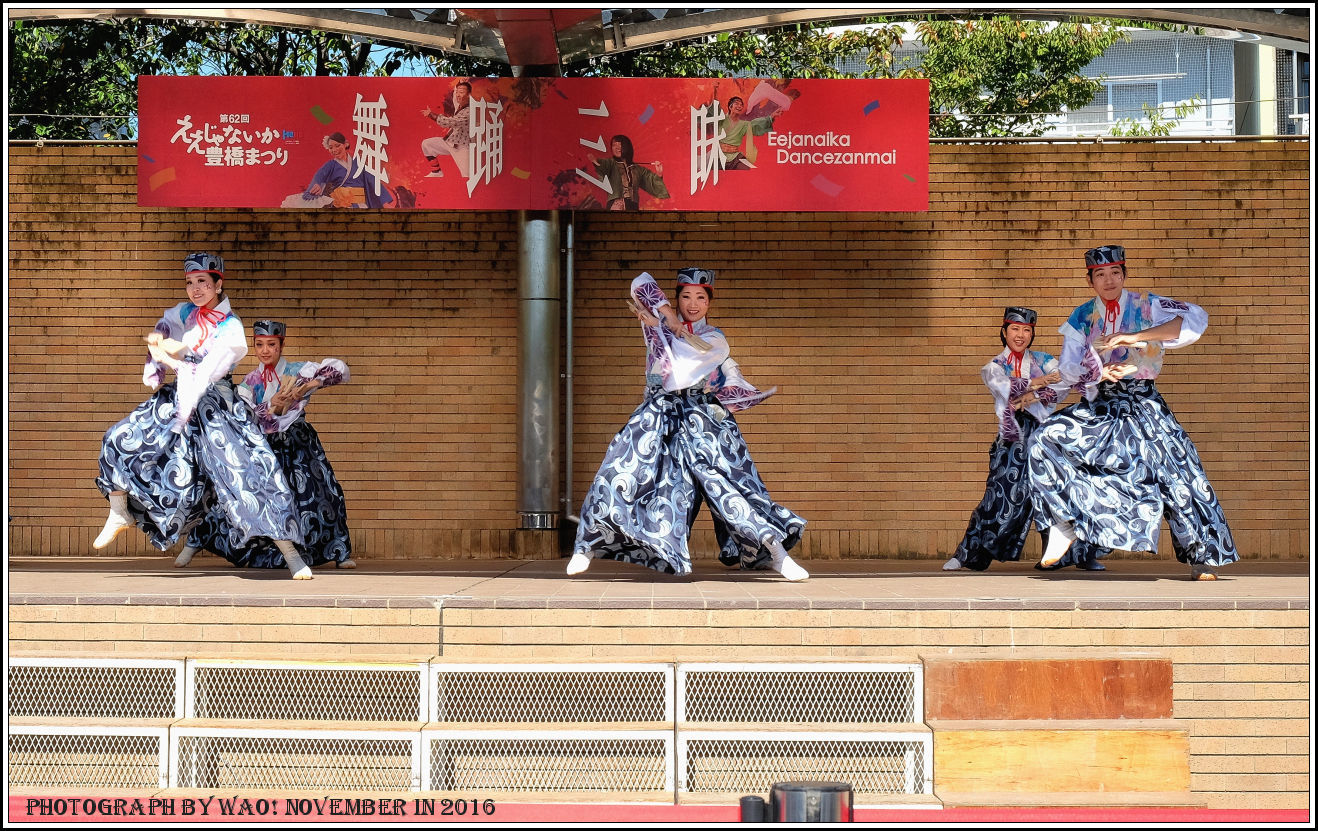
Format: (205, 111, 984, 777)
(428, 737, 669, 792)
(434, 670, 667, 723)
(9, 732, 164, 788)
(682, 669, 916, 723)
(8, 664, 179, 719)
(684, 738, 924, 794)
(193, 666, 421, 722)
(174, 735, 415, 790)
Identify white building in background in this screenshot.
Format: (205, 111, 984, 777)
(1045, 27, 1238, 136)
(839, 25, 1309, 138)
(1275, 48, 1310, 135)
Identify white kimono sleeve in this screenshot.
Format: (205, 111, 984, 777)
(1033, 352, 1068, 413)
(714, 357, 777, 413)
(172, 316, 248, 433)
(299, 357, 350, 388)
(143, 304, 185, 389)
(630, 272, 671, 317)
(982, 361, 1027, 442)
(1150, 294, 1207, 349)
(664, 329, 729, 392)
(252, 358, 351, 434)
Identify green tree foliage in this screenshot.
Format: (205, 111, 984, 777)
(1110, 96, 1204, 137)
(9, 19, 163, 139)
(569, 22, 906, 80)
(8, 18, 426, 139)
(570, 16, 1128, 138)
(899, 17, 1128, 137)
(10, 14, 1135, 139)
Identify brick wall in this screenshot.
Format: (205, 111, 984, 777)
(6, 142, 1309, 559)
(9, 600, 1307, 809)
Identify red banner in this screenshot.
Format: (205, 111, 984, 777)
(137, 76, 928, 212)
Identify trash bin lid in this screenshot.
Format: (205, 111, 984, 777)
(771, 781, 853, 793)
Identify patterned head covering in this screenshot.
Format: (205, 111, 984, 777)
(1085, 245, 1126, 270)
(184, 252, 224, 278)
(677, 268, 715, 290)
(1002, 306, 1037, 327)
(253, 320, 286, 338)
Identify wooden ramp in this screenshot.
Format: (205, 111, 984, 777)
(925, 657, 1196, 807)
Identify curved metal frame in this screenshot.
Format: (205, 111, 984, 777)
(7, 8, 1309, 67)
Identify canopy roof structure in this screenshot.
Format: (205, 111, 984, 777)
(8, 7, 1312, 68)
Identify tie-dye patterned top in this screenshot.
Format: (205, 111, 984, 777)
(239, 356, 350, 434)
(982, 348, 1063, 442)
(1057, 289, 1207, 398)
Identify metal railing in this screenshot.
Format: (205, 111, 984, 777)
(7, 657, 931, 798)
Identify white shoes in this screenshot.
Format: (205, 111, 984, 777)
(942, 556, 963, 571)
(766, 536, 809, 582)
(174, 546, 199, 568)
(336, 558, 357, 569)
(275, 540, 313, 579)
(565, 552, 593, 576)
(93, 493, 134, 549)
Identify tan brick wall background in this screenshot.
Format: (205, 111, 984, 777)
(7, 142, 1309, 560)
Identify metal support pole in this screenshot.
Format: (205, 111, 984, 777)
(1234, 41, 1279, 135)
(516, 210, 561, 532)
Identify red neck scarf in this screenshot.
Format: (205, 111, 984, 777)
(260, 362, 280, 390)
(192, 305, 228, 347)
(1007, 350, 1025, 377)
(683, 320, 695, 333)
(1103, 297, 1121, 333)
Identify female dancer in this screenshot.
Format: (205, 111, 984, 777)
(944, 308, 1106, 572)
(94, 253, 312, 578)
(568, 269, 808, 580)
(1028, 245, 1237, 580)
(175, 320, 353, 570)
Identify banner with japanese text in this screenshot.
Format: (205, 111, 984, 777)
(138, 76, 929, 212)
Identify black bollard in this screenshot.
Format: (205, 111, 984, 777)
(769, 781, 853, 823)
(739, 795, 767, 822)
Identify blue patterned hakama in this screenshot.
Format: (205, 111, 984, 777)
(573, 272, 804, 575)
(1028, 379, 1237, 565)
(575, 386, 805, 575)
(186, 356, 352, 568)
(96, 379, 303, 551)
(954, 411, 1046, 570)
(96, 297, 303, 553)
(187, 417, 348, 567)
(952, 345, 1105, 570)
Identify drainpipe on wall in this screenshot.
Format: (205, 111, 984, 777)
(563, 215, 578, 530)
(516, 210, 561, 557)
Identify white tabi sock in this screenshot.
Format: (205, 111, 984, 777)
(174, 546, 199, 568)
(1040, 522, 1076, 567)
(565, 551, 594, 576)
(93, 492, 135, 550)
(765, 535, 809, 582)
(275, 540, 313, 579)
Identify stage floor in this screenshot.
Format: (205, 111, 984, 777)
(6, 555, 1310, 610)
